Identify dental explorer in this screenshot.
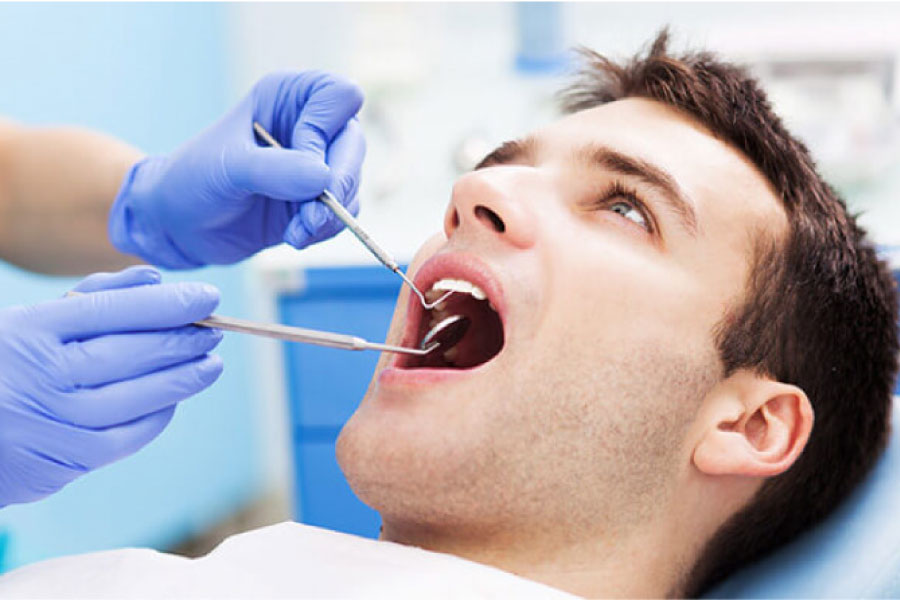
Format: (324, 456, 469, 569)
(252, 122, 453, 310)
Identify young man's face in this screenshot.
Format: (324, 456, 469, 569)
(337, 98, 786, 542)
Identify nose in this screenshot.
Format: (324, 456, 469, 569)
(443, 170, 537, 249)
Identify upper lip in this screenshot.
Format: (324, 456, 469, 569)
(396, 252, 507, 363)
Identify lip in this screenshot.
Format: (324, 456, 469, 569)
(378, 252, 508, 388)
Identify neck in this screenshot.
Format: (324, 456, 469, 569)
(381, 513, 690, 598)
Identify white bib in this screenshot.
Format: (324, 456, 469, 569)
(0, 521, 577, 599)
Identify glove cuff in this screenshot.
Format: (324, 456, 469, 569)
(108, 157, 204, 270)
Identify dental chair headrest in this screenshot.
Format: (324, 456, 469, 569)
(705, 397, 900, 598)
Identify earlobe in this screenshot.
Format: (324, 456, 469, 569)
(693, 371, 813, 479)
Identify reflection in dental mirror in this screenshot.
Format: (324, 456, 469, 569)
(421, 315, 471, 352)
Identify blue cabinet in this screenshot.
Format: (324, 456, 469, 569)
(278, 266, 403, 538)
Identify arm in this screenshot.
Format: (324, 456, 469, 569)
(0, 71, 365, 275)
(0, 118, 143, 275)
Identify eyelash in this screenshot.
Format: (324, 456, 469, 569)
(592, 181, 655, 234)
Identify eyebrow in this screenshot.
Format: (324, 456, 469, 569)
(475, 136, 699, 236)
(583, 144, 699, 236)
(474, 137, 537, 170)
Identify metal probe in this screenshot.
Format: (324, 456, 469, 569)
(194, 314, 438, 356)
(252, 121, 453, 310)
(64, 292, 438, 356)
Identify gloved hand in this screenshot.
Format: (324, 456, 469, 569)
(0, 266, 223, 507)
(109, 70, 366, 268)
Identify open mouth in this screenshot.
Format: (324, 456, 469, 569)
(399, 277, 505, 370)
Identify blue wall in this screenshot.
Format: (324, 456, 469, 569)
(0, 3, 263, 570)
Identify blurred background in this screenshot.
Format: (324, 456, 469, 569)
(0, 1, 898, 571)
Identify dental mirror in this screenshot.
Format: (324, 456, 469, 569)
(421, 315, 471, 352)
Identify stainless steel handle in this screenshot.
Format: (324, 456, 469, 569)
(196, 315, 437, 356)
(317, 189, 400, 272)
(196, 314, 366, 350)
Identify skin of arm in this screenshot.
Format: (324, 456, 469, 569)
(0, 118, 144, 275)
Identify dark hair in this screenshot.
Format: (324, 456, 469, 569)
(561, 29, 899, 596)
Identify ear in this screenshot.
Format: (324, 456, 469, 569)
(693, 370, 814, 478)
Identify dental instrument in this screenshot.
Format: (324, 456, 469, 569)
(65, 292, 438, 356)
(420, 315, 470, 351)
(252, 122, 453, 310)
(195, 315, 438, 356)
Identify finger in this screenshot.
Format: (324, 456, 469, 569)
(326, 118, 366, 189)
(315, 119, 365, 234)
(41, 282, 220, 342)
(33, 406, 178, 472)
(325, 119, 365, 209)
(48, 355, 223, 428)
(283, 198, 354, 250)
(283, 190, 360, 249)
(290, 73, 364, 162)
(7, 458, 77, 504)
(16, 417, 94, 477)
(283, 121, 365, 249)
(71, 266, 161, 294)
(63, 326, 224, 388)
(223, 145, 330, 201)
(82, 406, 177, 470)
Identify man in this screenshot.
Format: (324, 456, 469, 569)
(0, 71, 365, 507)
(1, 31, 895, 598)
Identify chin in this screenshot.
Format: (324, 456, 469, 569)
(335, 380, 513, 527)
(335, 245, 526, 523)
(336, 414, 513, 537)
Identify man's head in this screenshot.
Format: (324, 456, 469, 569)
(337, 30, 898, 597)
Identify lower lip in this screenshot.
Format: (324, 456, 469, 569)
(382, 322, 492, 388)
(377, 364, 484, 388)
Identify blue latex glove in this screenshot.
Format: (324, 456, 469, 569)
(0, 266, 224, 507)
(109, 70, 366, 269)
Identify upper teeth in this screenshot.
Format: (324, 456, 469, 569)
(430, 278, 487, 301)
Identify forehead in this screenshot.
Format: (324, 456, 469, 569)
(539, 97, 786, 251)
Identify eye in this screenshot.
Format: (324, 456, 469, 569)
(609, 200, 648, 229)
(599, 182, 653, 233)
(579, 181, 656, 235)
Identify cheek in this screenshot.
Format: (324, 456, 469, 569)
(542, 229, 705, 352)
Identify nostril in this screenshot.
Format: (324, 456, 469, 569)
(474, 205, 506, 233)
(451, 209, 460, 229)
